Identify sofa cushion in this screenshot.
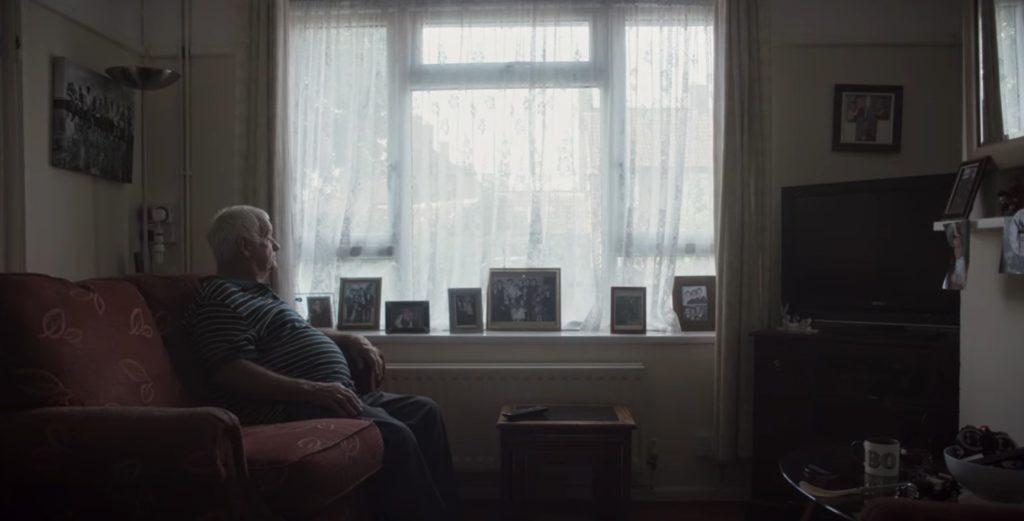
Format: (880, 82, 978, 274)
(123, 273, 211, 405)
(242, 418, 383, 519)
(0, 274, 185, 410)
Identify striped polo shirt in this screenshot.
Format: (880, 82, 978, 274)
(185, 277, 353, 425)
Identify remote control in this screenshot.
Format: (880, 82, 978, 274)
(502, 406, 550, 420)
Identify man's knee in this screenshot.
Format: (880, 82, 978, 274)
(375, 417, 419, 455)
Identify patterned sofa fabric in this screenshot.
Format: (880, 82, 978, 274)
(0, 272, 385, 520)
(243, 419, 385, 520)
(0, 274, 185, 411)
(0, 406, 246, 520)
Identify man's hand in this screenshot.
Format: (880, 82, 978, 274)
(302, 381, 362, 417)
(322, 332, 385, 389)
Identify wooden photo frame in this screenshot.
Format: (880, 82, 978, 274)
(942, 157, 990, 219)
(610, 287, 646, 334)
(832, 84, 903, 153)
(487, 268, 560, 331)
(337, 277, 382, 330)
(672, 276, 715, 332)
(385, 301, 430, 334)
(448, 288, 483, 333)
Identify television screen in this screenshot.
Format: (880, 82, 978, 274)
(781, 173, 959, 327)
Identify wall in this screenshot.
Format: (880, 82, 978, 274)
(959, 0, 1024, 441)
(34, 0, 141, 51)
(143, 0, 246, 275)
(771, 0, 962, 190)
(19, 0, 143, 279)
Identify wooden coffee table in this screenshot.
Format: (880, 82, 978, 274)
(496, 404, 637, 521)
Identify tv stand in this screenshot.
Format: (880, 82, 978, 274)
(750, 328, 958, 511)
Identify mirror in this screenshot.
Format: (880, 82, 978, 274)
(978, 0, 1024, 144)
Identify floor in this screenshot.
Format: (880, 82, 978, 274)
(463, 500, 746, 521)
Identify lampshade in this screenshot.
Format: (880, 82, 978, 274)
(106, 65, 180, 91)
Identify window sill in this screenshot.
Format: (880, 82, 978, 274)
(344, 330, 716, 346)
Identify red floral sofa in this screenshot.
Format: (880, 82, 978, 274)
(0, 273, 384, 520)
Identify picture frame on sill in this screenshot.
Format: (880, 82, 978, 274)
(672, 276, 715, 332)
(385, 301, 430, 334)
(487, 268, 560, 331)
(448, 288, 483, 333)
(831, 84, 903, 153)
(610, 287, 646, 334)
(305, 295, 334, 328)
(337, 277, 381, 330)
(942, 157, 990, 220)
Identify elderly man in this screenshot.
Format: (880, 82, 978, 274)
(185, 205, 459, 521)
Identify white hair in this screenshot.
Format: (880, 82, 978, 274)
(206, 205, 270, 265)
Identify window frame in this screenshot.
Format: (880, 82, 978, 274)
(347, 6, 713, 271)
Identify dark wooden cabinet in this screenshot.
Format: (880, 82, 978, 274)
(751, 328, 959, 503)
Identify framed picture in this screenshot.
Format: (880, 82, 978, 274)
(337, 278, 382, 330)
(610, 287, 646, 334)
(831, 84, 903, 153)
(385, 301, 430, 334)
(448, 288, 483, 333)
(51, 57, 135, 182)
(298, 294, 334, 328)
(942, 157, 990, 219)
(672, 276, 715, 332)
(487, 268, 560, 331)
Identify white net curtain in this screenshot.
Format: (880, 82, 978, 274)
(286, 0, 715, 331)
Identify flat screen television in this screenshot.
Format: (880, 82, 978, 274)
(781, 173, 959, 328)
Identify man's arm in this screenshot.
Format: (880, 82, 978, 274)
(318, 330, 385, 390)
(213, 359, 362, 417)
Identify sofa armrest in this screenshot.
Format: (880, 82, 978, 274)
(0, 406, 247, 519)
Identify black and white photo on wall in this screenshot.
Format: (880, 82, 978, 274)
(832, 84, 903, 153)
(672, 276, 715, 332)
(51, 57, 134, 182)
(337, 278, 381, 330)
(610, 287, 646, 334)
(448, 288, 483, 333)
(943, 157, 990, 220)
(1000, 209, 1024, 275)
(386, 301, 430, 334)
(942, 221, 970, 290)
(487, 268, 560, 331)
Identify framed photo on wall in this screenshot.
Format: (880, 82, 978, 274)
(385, 301, 430, 334)
(672, 276, 715, 332)
(337, 277, 382, 330)
(487, 268, 560, 331)
(942, 157, 990, 219)
(51, 57, 135, 182)
(448, 288, 483, 333)
(831, 84, 903, 153)
(610, 287, 646, 334)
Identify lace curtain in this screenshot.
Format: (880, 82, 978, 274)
(286, 0, 715, 331)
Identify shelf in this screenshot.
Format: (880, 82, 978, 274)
(932, 216, 1007, 231)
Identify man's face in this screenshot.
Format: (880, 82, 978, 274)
(247, 218, 280, 279)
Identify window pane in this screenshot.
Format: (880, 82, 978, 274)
(422, 23, 590, 64)
(288, 21, 392, 294)
(410, 88, 601, 329)
(624, 12, 715, 278)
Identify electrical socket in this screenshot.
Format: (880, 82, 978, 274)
(646, 438, 658, 469)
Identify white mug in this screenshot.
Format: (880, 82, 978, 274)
(859, 437, 900, 477)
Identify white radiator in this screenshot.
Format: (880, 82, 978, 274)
(383, 362, 647, 472)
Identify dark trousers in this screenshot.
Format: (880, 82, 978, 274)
(285, 392, 460, 521)
(360, 391, 461, 521)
